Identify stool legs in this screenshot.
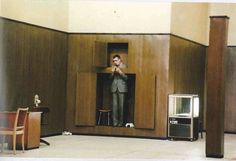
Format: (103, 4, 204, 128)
(97, 111, 110, 126)
(108, 112, 110, 126)
(98, 112, 102, 125)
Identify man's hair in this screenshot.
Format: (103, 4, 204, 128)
(113, 54, 121, 59)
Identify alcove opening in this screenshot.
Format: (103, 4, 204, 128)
(96, 73, 135, 126)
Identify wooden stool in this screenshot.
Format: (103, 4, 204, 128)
(97, 109, 111, 126)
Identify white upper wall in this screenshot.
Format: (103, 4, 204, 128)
(171, 3, 209, 45)
(0, 0, 171, 33)
(171, 3, 236, 45)
(68, 1, 171, 33)
(0, 0, 68, 32)
(1, 0, 236, 45)
(0, 0, 2, 16)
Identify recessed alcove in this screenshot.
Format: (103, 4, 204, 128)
(96, 73, 135, 126)
(93, 42, 128, 68)
(108, 43, 128, 67)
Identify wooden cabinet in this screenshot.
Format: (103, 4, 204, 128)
(24, 112, 41, 149)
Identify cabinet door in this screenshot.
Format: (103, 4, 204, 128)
(26, 112, 41, 149)
(134, 74, 156, 129)
(93, 41, 108, 67)
(75, 72, 96, 126)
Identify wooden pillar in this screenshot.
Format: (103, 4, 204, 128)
(206, 16, 229, 158)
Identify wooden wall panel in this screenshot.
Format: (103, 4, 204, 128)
(75, 72, 96, 126)
(4, 18, 236, 138)
(93, 41, 108, 67)
(0, 20, 208, 138)
(143, 35, 170, 136)
(135, 74, 155, 129)
(66, 34, 170, 138)
(0, 18, 68, 136)
(65, 34, 205, 138)
(66, 35, 95, 131)
(225, 47, 236, 132)
(169, 35, 206, 124)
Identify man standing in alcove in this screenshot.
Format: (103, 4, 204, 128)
(110, 54, 128, 127)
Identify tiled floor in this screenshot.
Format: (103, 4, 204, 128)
(0, 133, 236, 161)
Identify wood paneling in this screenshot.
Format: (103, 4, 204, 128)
(75, 72, 96, 126)
(66, 34, 171, 138)
(65, 34, 206, 138)
(135, 74, 155, 129)
(169, 35, 206, 125)
(0, 20, 208, 138)
(24, 112, 41, 149)
(143, 35, 170, 136)
(225, 47, 236, 132)
(0, 18, 208, 138)
(206, 16, 229, 158)
(93, 41, 108, 67)
(0, 18, 68, 136)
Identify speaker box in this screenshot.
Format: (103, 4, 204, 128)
(169, 124, 191, 137)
